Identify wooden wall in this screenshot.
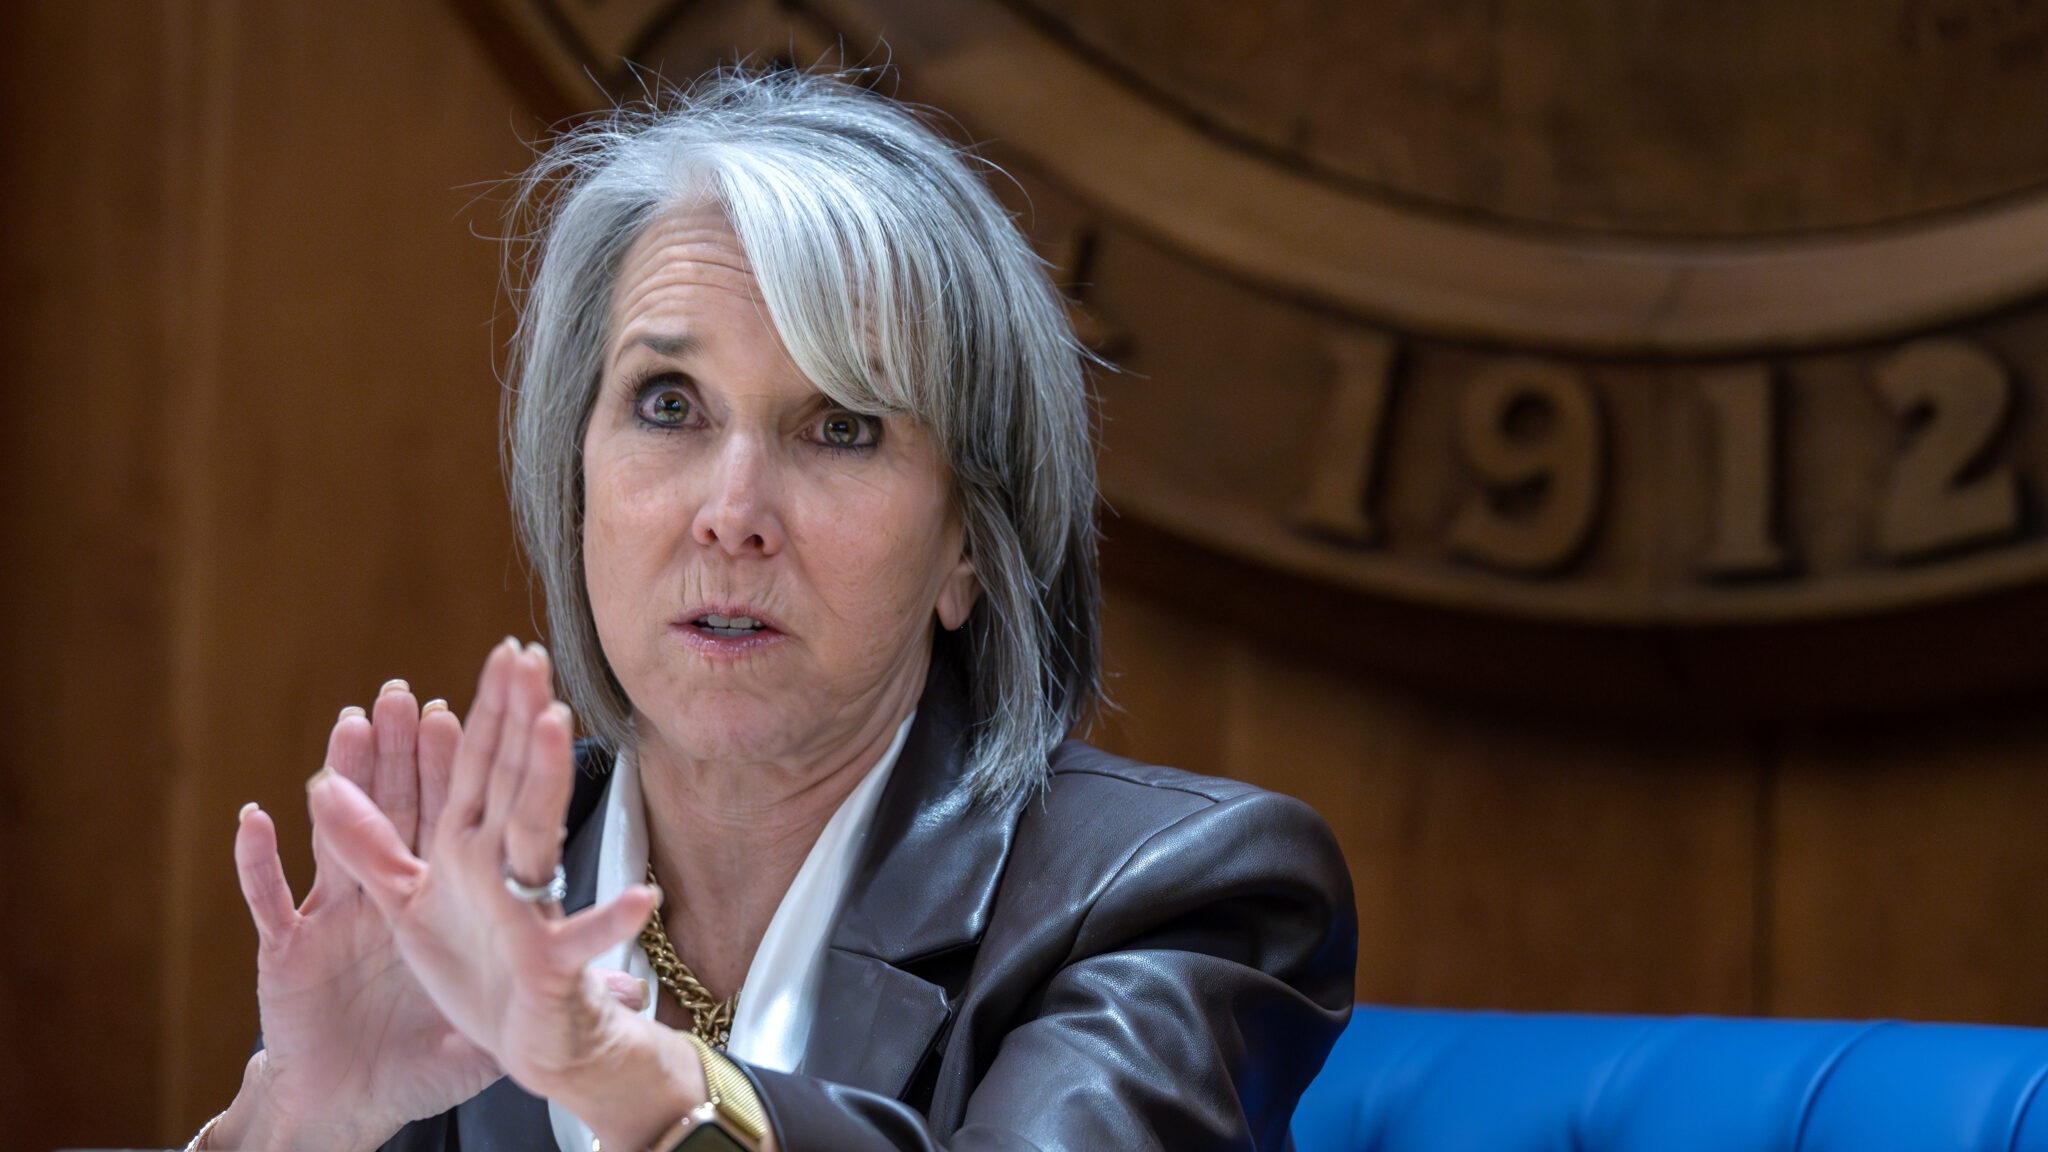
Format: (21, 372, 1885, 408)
(1091, 586, 2048, 1025)
(0, 1, 541, 1147)
(9, 2, 2048, 1150)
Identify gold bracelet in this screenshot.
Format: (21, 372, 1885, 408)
(678, 1030, 770, 1143)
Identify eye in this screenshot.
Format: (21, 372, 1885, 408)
(813, 410, 879, 450)
(634, 378, 695, 428)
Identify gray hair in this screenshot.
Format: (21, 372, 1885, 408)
(504, 69, 1101, 804)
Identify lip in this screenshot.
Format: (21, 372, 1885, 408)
(668, 602, 788, 658)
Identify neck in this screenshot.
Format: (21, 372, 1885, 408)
(634, 694, 917, 1001)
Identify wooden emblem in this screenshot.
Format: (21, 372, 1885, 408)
(456, 0, 2048, 711)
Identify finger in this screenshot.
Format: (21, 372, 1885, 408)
(595, 968, 651, 1013)
(233, 802, 298, 946)
(416, 699, 459, 850)
(308, 707, 374, 901)
(482, 645, 548, 839)
(556, 885, 660, 965)
(370, 680, 421, 848)
(505, 701, 574, 895)
(307, 767, 427, 921)
(443, 637, 520, 837)
(326, 705, 375, 788)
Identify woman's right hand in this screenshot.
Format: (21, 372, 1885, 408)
(210, 680, 501, 1152)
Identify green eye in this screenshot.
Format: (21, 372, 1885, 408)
(642, 387, 690, 426)
(821, 413, 860, 446)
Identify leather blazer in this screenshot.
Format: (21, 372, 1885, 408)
(382, 639, 1358, 1151)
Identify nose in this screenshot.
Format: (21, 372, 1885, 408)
(691, 431, 785, 557)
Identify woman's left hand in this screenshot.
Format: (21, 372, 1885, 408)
(309, 638, 689, 1137)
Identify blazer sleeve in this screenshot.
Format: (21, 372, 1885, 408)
(744, 787, 1359, 1152)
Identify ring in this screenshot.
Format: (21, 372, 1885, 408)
(504, 862, 568, 904)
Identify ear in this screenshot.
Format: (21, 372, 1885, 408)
(935, 547, 981, 632)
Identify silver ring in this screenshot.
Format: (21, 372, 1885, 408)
(503, 862, 567, 904)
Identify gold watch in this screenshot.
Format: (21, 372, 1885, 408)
(648, 1032, 771, 1152)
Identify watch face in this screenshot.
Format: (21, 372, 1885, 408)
(673, 1124, 752, 1152)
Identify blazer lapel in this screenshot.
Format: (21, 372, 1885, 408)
(801, 635, 1030, 1098)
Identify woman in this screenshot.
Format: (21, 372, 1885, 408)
(198, 70, 1355, 1152)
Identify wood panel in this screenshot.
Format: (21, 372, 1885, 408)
(1, 1, 543, 1147)
(155, 0, 545, 1139)
(1772, 705, 2048, 1024)
(1100, 573, 2048, 1026)
(0, 4, 177, 1148)
(1095, 582, 1763, 1014)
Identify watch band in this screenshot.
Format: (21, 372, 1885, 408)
(647, 1031, 771, 1152)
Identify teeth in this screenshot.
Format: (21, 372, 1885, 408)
(700, 613, 763, 631)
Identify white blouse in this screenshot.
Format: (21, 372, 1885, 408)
(549, 715, 913, 1152)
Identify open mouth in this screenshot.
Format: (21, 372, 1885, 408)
(693, 612, 769, 639)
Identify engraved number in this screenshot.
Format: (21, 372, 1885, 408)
(1697, 365, 1788, 575)
(1295, 330, 1399, 545)
(1871, 338, 2019, 561)
(1448, 360, 1604, 573)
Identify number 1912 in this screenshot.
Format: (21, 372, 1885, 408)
(1296, 335, 2022, 576)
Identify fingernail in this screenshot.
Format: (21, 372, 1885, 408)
(500, 635, 520, 653)
(527, 641, 547, 658)
(306, 765, 335, 794)
(422, 698, 449, 715)
(338, 705, 366, 722)
(379, 678, 410, 696)
(640, 977, 653, 1008)
(648, 883, 664, 909)
(238, 801, 258, 824)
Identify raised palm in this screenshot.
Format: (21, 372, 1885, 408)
(306, 643, 662, 1108)
(231, 684, 500, 1150)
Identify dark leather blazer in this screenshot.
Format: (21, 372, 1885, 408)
(384, 640, 1357, 1151)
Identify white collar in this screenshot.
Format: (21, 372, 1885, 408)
(550, 713, 914, 1150)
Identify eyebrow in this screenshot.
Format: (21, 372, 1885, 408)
(613, 333, 699, 366)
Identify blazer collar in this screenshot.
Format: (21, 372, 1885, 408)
(801, 632, 1031, 1096)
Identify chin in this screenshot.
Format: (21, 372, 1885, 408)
(643, 693, 804, 764)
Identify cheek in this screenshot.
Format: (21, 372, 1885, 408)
(797, 487, 956, 627)
(580, 456, 682, 621)
(579, 483, 630, 642)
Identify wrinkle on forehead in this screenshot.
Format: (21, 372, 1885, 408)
(607, 203, 771, 367)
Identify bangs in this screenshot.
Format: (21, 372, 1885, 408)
(709, 140, 964, 436)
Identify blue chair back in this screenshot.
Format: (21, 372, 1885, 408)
(1293, 1006, 2048, 1152)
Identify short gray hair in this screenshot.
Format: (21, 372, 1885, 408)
(505, 69, 1100, 804)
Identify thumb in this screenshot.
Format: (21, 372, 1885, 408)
(594, 967, 651, 1013)
(308, 766, 427, 920)
(557, 885, 661, 967)
(234, 802, 298, 946)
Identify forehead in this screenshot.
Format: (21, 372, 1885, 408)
(607, 202, 767, 351)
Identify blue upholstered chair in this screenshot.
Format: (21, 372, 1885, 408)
(1292, 1006, 2048, 1152)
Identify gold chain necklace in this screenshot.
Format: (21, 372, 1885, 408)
(638, 864, 741, 1049)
